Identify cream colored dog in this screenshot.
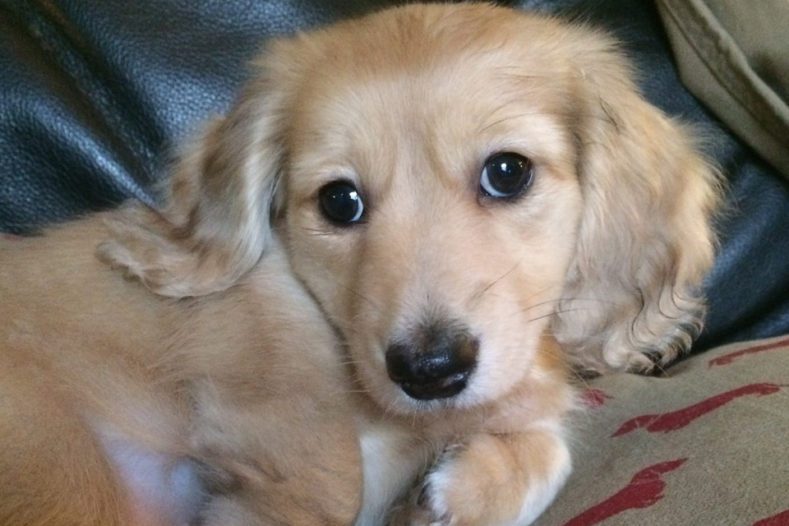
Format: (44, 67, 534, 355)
(0, 4, 721, 526)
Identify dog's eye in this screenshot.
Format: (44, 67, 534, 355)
(318, 180, 365, 225)
(479, 152, 533, 199)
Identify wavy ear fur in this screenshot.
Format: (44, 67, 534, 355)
(98, 43, 298, 298)
(553, 35, 722, 372)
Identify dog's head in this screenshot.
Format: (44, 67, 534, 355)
(102, 4, 720, 414)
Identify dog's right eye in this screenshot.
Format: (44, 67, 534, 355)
(479, 152, 533, 200)
(318, 181, 365, 225)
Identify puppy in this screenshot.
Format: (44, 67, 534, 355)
(1, 3, 721, 526)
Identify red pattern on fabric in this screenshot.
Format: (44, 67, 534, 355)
(709, 338, 789, 367)
(612, 383, 783, 437)
(562, 458, 687, 526)
(754, 509, 789, 526)
(582, 388, 612, 408)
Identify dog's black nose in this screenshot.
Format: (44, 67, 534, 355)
(385, 322, 478, 400)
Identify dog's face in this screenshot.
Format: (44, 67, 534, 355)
(103, 5, 719, 416)
(280, 15, 585, 412)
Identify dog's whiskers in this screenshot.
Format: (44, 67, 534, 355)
(506, 297, 621, 321)
(468, 259, 522, 306)
(338, 357, 365, 367)
(526, 307, 595, 324)
(381, 397, 402, 421)
(526, 297, 621, 312)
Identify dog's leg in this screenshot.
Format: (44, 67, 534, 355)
(190, 380, 362, 526)
(0, 363, 129, 526)
(390, 425, 571, 526)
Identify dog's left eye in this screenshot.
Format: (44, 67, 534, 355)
(479, 152, 533, 199)
(318, 180, 365, 225)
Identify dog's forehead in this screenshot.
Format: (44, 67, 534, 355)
(287, 5, 577, 118)
(281, 4, 583, 192)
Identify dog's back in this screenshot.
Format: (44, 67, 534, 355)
(0, 216, 184, 525)
(0, 216, 362, 525)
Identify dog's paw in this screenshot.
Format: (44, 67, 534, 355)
(386, 448, 456, 526)
(389, 439, 523, 526)
(606, 334, 692, 375)
(389, 430, 570, 526)
(388, 487, 448, 526)
(583, 293, 706, 375)
(614, 347, 671, 375)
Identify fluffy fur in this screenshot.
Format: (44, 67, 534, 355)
(0, 218, 361, 525)
(1, 4, 720, 526)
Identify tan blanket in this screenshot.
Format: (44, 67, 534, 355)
(537, 335, 789, 526)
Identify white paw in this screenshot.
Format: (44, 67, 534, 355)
(388, 431, 570, 526)
(386, 445, 460, 526)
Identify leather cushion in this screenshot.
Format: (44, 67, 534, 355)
(1, 0, 787, 351)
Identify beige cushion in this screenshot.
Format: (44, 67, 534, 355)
(537, 335, 789, 525)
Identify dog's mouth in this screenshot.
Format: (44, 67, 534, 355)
(393, 371, 472, 401)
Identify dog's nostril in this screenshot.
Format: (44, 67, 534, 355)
(385, 326, 479, 400)
(384, 343, 413, 383)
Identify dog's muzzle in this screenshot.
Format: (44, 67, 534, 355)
(385, 321, 478, 400)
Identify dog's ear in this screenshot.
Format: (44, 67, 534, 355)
(553, 41, 722, 371)
(98, 45, 298, 298)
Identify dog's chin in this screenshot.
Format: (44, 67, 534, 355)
(377, 389, 471, 417)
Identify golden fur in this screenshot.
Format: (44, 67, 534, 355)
(0, 4, 721, 525)
(0, 217, 361, 525)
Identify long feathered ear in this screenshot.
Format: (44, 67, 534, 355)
(98, 45, 296, 298)
(553, 38, 722, 372)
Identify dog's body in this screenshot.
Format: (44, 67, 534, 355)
(0, 4, 721, 526)
(0, 217, 362, 525)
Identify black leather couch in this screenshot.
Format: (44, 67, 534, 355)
(2, 0, 788, 351)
